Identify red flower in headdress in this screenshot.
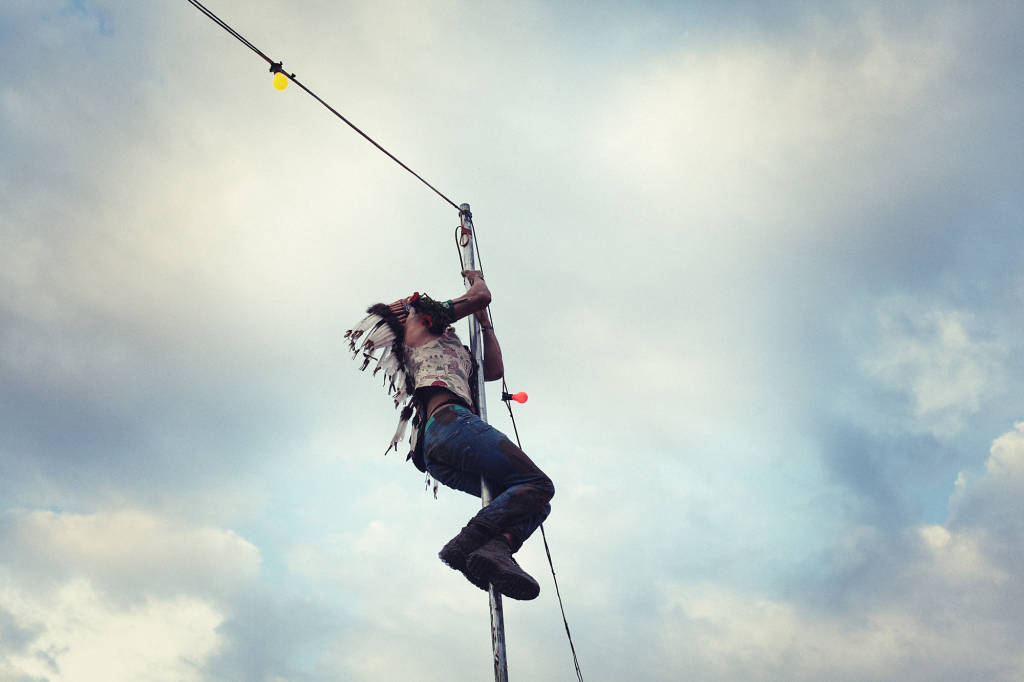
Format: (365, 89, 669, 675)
(409, 292, 421, 303)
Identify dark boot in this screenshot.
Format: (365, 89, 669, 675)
(438, 523, 491, 591)
(466, 536, 540, 600)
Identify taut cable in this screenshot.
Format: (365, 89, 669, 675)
(184, 0, 461, 211)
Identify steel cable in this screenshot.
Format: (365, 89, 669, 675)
(184, 0, 461, 211)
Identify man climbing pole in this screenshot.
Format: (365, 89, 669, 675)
(346, 270, 554, 600)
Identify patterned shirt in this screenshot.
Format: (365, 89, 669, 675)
(405, 329, 474, 408)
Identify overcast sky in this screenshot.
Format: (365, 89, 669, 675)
(2, 1, 1023, 680)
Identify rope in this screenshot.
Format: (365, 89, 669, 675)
(185, 0, 274, 64)
(184, 0, 462, 211)
(502, 395, 585, 682)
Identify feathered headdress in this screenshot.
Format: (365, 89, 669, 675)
(345, 301, 419, 458)
(345, 294, 463, 498)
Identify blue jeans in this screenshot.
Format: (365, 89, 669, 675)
(424, 404, 554, 550)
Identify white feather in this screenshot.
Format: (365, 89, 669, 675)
(377, 354, 400, 382)
(408, 422, 419, 455)
(372, 346, 392, 375)
(366, 320, 397, 346)
(345, 313, 382, 346)
(424, 473, 439, 499)
(350, 320, 385, 355)
(387, 413, 412, 454)
(355, 320, 386, 351)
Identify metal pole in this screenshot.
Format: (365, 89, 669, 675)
(459, 203, 509, 682)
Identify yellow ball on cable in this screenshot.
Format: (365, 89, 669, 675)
(272, 71, 289, 90)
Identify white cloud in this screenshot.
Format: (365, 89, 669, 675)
(986, 421, 1024, 480)
(285, 509, 509, 681)
(590, 5, 965, 229)
(0, 509, 260, 681)
(949, 421, 1024, 544)
(649, 421, 1024, 681)
(658, 585, 908, 680)
(862, 298, 1005, 436)
(0, 509, 260, 601)
(1, 579, 222, 682)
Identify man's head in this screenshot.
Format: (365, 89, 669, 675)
(390, 292, 456, 335)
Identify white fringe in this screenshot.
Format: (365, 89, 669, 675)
(387, 413, 411, 454)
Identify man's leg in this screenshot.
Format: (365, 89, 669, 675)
(425, 407, 554, 598)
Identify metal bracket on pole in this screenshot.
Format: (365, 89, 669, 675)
(459, 203, 510, 682)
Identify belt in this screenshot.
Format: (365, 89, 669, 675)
(425, 400, 466, 429)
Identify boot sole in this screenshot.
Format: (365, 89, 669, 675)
(466, 553, 540, 601)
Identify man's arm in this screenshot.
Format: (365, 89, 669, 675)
(450, 270, 492, 321)
(455, 271, 503, 380)
(475, 308, 504, 381)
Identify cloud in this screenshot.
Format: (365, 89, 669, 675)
(0, 1, 471, 509)
(985, 422, 1024, 480)
(577, 1, 1022, 341)
(861, 296, 1006, 437)
(949, 422, 1024, 553)
(1, 2, 1022, 681)
(591, 5, 963, 219)
(527, 2, 1012, 437)
(0, 509, 260, 681)
(647, 422, 1024, 682)
(0, 509, 260, 603)
(0, 507, 339, 681)
(0, 579, 222, 682)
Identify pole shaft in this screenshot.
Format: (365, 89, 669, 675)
(459, 203, 509, 682)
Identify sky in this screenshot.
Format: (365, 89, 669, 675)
(1, 1, 1023, 680)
